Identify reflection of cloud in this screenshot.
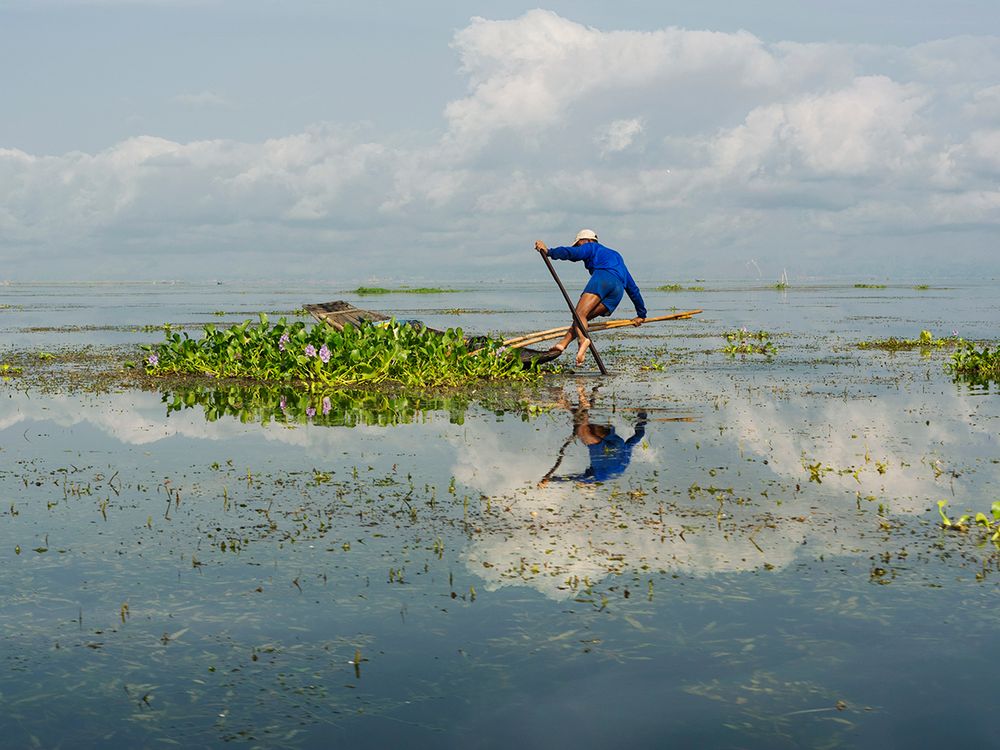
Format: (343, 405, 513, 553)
(0, 390, 438, 460)
(449, 375, 1000, 599)
(4, 372, 997, 601)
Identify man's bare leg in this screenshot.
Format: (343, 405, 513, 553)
(548, 293, 607, 359)
(573, 294, 607, 365)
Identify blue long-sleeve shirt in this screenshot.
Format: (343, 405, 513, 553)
(547, 242, 647, 318)
(550, 419, 648, 484)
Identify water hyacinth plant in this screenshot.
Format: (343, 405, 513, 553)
(857, 330, 961, 351)
(723, 328, 777, 357)
(945, 341, 1000, 383)
(142, 314, 536, 387)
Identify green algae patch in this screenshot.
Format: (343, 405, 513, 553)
(143, 314, 536, 387)
(353, 286, 460, 295)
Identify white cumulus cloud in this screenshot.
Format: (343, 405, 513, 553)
(1, 10, 999, 279)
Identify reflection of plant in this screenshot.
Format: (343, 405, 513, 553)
(723, 328, 777, 357)
(938, 500, 1000, 544)
(858, 330, 960, 351)
(163, 383, 474, 427)
(143, 314, 536, 387)
(946, 342, 1000, 383)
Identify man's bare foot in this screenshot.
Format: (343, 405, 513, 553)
(547, 343, 566, 356)
(575, 338, 591, 366)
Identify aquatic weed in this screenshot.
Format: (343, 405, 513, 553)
(723, 328, 777, 357)
(946, 342, 1000, 383)
(142, 314, 537, 387)
(353, 286, 460, 295)
(656, 284, 705, 292)
(857, 330, 960, 352)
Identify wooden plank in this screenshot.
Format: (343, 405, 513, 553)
(303, 301, 391, 331)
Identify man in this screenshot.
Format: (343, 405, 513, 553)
(534, 229, 647, 365)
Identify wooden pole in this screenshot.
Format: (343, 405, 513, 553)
(539, 251, 608, 375)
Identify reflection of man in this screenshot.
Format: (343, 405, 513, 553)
(539, 386, 648, 486)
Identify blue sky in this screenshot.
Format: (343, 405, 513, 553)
(1, 1, 999, 281)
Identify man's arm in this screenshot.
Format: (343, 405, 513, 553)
(624, 412, 648, 448)
(546, 244, 593, 263)
(624, 272, 648, 319)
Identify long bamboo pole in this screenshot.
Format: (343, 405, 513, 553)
(539, 251, 608, 375)
(504, 309, 702, 346)
(507, 309, 702, 349)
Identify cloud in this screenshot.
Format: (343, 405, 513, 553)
(1, 10, 999, 279)
(172, 90, 232, 108)
(597, 118, 644, 156)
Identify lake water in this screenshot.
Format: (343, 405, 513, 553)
(1, 280, 997, 748)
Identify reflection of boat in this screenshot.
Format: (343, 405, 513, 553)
(304, 300, 562, 366)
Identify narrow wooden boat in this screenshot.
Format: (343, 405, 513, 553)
(304, 301, 700, 367)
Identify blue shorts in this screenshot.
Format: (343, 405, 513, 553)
(582, 270, 624, 316)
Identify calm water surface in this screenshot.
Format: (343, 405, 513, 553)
(1, 281, 997, 748)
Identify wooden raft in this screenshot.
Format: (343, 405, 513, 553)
(303, 301, 391, 331)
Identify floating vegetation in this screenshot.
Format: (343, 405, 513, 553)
(857, 330, 960, 351)
(914, 285, 931, 290)
(854, 283, 888, 289)
(137, 322, 176, 333)
(723, 328, 777, 357)
(945, 341, 1000, 382)
(656, 284, 705, 292)
(938, 500, 1000, 545)
(143, 314, 536, 387)
(353, 286, 460, 295)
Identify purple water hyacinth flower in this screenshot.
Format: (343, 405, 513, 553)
(279, 397, 287, 411)
(147, 353, 158, 367)
(278, 332, 290, 351)
(304, 344, 317, 358)
(306, 406, 316, 418)
(318, 344, 331, 364)
(322, 396, 331, 415)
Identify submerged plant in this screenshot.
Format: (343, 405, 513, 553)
(142, 314, 537, 387)
(723, 328, 777, 357)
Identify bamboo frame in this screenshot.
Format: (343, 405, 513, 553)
(505, 310, 702, 349)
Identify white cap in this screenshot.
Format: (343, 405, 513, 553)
(574, 229, 598, 242)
